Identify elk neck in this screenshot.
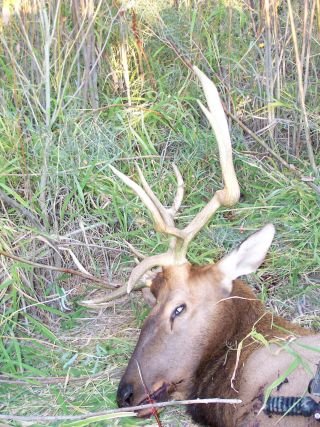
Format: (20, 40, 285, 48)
(187, 279, 309, 427)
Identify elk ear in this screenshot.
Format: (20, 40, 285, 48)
(217, 224, 275, 293)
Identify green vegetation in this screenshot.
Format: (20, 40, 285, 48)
(0, 0, 319, 425)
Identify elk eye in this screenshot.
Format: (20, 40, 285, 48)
(171, 304, 186, 321)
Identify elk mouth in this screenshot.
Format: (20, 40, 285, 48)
(136, 383, 169, 417)
(136, 380, 186, 417)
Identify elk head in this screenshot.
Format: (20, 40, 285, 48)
(109, 67, 273, 413)
(115, 224, 275, 413)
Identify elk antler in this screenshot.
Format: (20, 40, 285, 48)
(116, 65, 240, 293)
(81, 66, 240, 306)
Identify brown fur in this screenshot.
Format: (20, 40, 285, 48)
(186, 277, 310, 426)
(117, 263, 320, 426)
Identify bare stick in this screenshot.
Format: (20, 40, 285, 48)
(264, 0, 275, 139)
(119, 7, 131, 106)
(0, 397, 242, 422)
(136, 360, 163, 426)
(38, 6, 52, 226)
(0, 250, 117, 289)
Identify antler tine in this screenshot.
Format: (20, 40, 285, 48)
(178, 66, 240, 250)
(168, 164, 184, 216)
(136, 163, 184, 221)
(80, 284, 129, 307)
(110, 165, 170, 233)
(136, 163, 185, 258)
(136, 164, 174, 227)
(193, 66, 240, 207)
(110, 164, 185, 241)
(80, 264, 164, 307)
(123, 163, 186, 292)
(81, 252, 176, 303)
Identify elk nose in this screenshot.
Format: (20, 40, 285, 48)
(117, 383, 134, 407)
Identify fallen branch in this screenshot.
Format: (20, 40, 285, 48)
(0, 397, 242, 422)
(0, 250, 118, 289)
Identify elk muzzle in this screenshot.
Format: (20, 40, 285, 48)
(117, 377, 170, 416)
(117, 382, 134, 407)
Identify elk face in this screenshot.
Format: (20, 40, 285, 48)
(116, 263, 226, 413)
(117, 225, 275, 414)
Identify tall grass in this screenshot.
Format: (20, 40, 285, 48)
(0, 0, 319, 425)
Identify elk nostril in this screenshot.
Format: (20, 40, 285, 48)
(117, 383, 134, 407)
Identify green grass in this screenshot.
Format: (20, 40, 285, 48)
(0, 0, 319, 425)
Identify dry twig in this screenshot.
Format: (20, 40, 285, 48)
(0, 397, 242, 422)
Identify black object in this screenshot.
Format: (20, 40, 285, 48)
(265, 396, 320, 422)
(264, 362, 320, 421)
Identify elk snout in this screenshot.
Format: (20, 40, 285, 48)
(117, 382, 134, 407)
